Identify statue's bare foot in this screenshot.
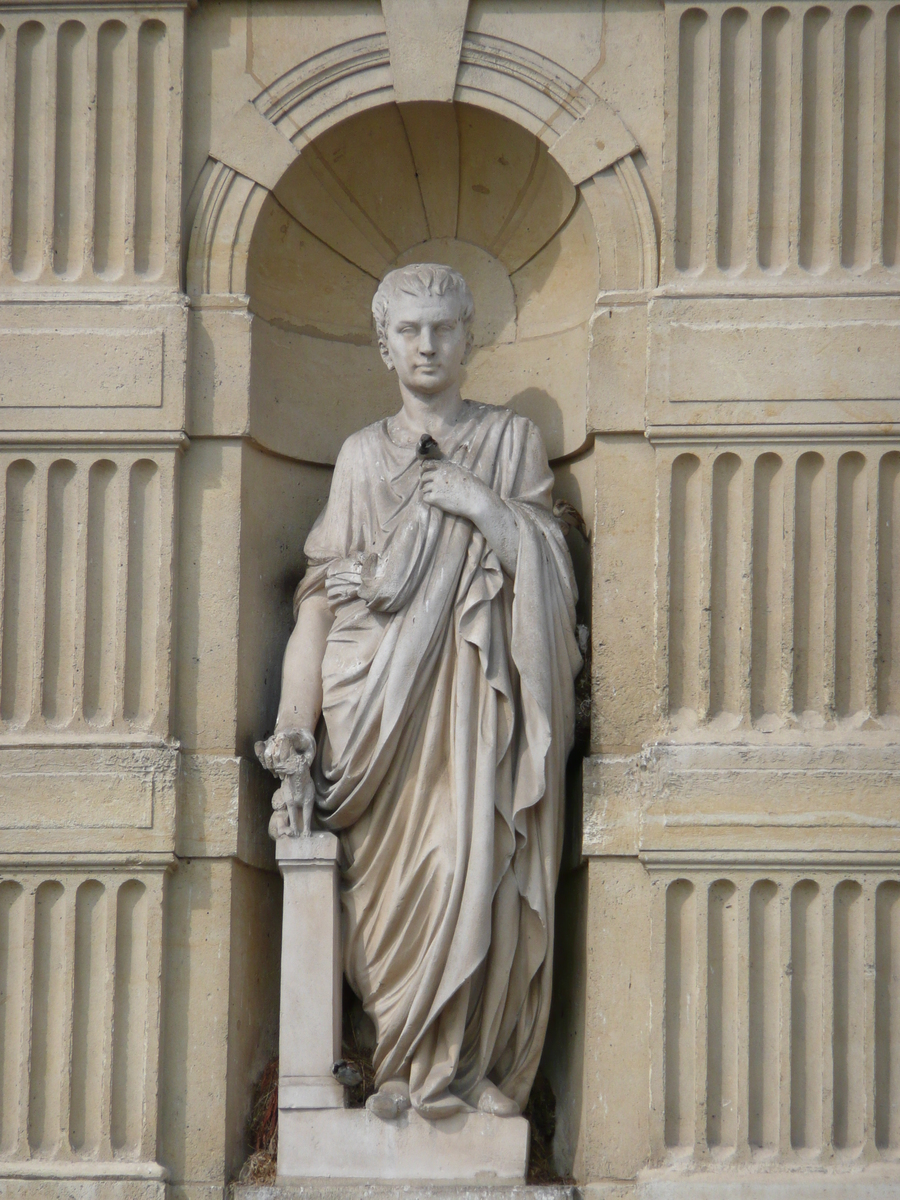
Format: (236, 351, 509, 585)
(366, 1079, 411, 1121)
(416, 1089, 476, 1119)
(471, 1080, 520, 1116)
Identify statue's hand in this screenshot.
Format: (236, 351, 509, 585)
(256, 729, 314, 777)
(325, 554, 366, 603)
(420, 459, 489, 522)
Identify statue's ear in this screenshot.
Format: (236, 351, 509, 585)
(374, 316, 395, 371)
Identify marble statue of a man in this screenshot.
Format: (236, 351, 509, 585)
(259, 264, 581, 1124)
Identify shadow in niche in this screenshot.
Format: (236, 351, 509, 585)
(506, 202, 567, 309)
(543, 859, 588, 1181)
(508, 387, 566, 460)
(342, 980, 377, 1108)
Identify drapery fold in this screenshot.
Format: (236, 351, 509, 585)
(293, 402, 581, 1112)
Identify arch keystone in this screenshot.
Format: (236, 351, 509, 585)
(549, 98, 638, 184)
(382, 0, 469, 102)
(209, 102, 299, 191)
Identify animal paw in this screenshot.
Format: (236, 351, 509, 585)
(267, 809, 291, 840)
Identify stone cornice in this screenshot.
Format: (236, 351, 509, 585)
(0, 0, 196, 10)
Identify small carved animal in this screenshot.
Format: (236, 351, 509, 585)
(255, 729, 317, 838)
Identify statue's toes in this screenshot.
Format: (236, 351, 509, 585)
(366, 1084, 410, 1121)
(474, 1082, 520, 1117)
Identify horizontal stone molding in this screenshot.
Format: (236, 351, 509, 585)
(584, 745, 900, 856)
(648, 297, 900, 424)
(0, 1183, 165, 1200)
(0, 2, 190, 9)
(0, 431, 189, 448)
(231, 1186, 576, 1200)
(0, 745, 177, 854)
(0, 1161, 168, 1179)
(0, 301, 187, 433)
(0, 330, 163, 409)
(623, 1175, 900, 1200)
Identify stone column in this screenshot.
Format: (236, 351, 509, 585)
(276, 833, 345, 1114)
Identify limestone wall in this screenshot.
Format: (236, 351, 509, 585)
(0, 1, 897, 1198)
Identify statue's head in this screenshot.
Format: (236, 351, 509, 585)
(373, 264, 475, 393)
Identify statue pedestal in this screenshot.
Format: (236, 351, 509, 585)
(275, 834, 530, 1183)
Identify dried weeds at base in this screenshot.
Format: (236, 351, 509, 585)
(238, 1056, 279, 1184)
(525, 1070, 573, 1186)
(238, 1148, 276, 1184)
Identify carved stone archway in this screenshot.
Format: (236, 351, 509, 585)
(186, 32, 657, 301)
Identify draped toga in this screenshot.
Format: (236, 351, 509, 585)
(294, 401, 581, 1116)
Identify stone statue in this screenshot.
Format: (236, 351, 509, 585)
(258, 264, 581, 1124)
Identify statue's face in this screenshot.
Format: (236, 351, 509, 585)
(383, 291, 468, 394)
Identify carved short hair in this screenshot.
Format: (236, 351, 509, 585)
(372, 264, 475, 363)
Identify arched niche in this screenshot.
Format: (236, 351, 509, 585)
(245, 100, 599, 467)
(186, 35, 660, 458)
(184, 35, 658, 713)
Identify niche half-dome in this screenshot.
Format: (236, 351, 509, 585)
(247, 101, 599, 464)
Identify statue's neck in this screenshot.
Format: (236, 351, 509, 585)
(393, 385, 468, 440)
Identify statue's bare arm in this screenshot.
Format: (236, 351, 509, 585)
(274, 591, 334, 737)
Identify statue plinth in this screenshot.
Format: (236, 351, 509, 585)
(275, 833, 530, 1183)
(277, 1107, 530, 1183)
